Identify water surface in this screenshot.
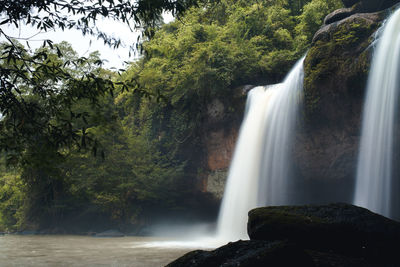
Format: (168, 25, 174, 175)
(0, 235, 200, 266)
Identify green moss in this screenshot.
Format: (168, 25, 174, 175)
(303, 16, 380, 119)
(248, 206, 330, 241)
(332, 20, 376, 48)
(250, 206, 326, 224)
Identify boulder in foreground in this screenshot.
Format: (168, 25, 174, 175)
(168, 203, 400, 266)
(166, 240, 314, 267)
(248, 203, 400, 262)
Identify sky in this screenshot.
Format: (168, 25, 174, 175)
(1, 13, 174, 69)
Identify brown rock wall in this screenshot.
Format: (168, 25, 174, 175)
(206, 128, 237, 171)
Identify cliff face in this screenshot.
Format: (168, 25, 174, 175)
(198, 87, 250, 199)
(293, 2, 400, 205)
(292, 10, 384, 203)
(204, 98, 239, 174)
(200, 1, 400, 203)
(203, 121, 238, 199)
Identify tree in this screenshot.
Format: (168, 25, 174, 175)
(0, 42, 117, 229)
(0, 41, 113, 162)
(0, 0, 198, 231)
(0, 0, 197, 160)
(0, 43, 188, 230)
(1, 0, 197, 44)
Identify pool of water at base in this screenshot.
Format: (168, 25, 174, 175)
(0, 235, 221, 267)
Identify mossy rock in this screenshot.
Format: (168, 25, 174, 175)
(167, 203, 400, 266)
(324, 7, 356, 25)
(247, 203, 400, 263)
(353, 0, 400, 13)
(167, 239, 379, 267)
(166, 240, 314, 267)
(303, 12, 382, 125)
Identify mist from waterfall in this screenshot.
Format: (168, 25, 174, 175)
(354, 8, 400, 218)
(216, 57, 305, 241)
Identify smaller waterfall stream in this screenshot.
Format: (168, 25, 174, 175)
(216, 57, 305, 241)
(354, 8, 400, 218)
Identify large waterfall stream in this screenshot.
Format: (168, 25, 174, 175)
(354, 8, 400, 218)
(216, 57, 305, 241)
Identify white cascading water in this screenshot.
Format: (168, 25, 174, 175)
(354, 8, 400, 218)
(216, 57, 305, 241)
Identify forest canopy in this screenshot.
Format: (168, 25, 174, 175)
(0, 0, 342, 232)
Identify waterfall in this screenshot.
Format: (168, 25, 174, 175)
(216, 57, 305, 241)
(354, 8, 400, 218)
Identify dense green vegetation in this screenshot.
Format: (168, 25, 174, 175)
(0, 0, 198, 159)
(0, 0, 342, 232)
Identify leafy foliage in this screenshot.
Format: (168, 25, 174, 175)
(0, 42, 193, 231)
(0, 41, 113, 164)
(0, 164, 23, 231)
(121, 0, 343, 179)
(1, 0, 197, 47)
(0, 0, 198, 159)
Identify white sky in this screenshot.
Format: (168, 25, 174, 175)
(1, 13, 174, 69)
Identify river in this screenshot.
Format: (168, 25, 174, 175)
(0, 235, 214, 266)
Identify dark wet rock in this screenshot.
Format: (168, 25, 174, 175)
(95, 229, 125, 237)
(341, 0, 400, 12)
(307, 250, 376, 267)
(248, 203, 400, 263)
(313, 12, 381, 43)
(39, 227, 68, 235)
(294, 11, 383, 203)
(324, 7, 356, 25)
(294, 0, 400, 207)
(17, 230, 39, 235)
(352, 0, 400, 13)
(73, 231, 97, 236)
(336, 0, 400, 23)
(166, 240, 314, 267)
(168, 204, 398, 266)
(167, 240, 376, 267)
(236, 84, 256, 96)
(342, 0, 359, 7)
